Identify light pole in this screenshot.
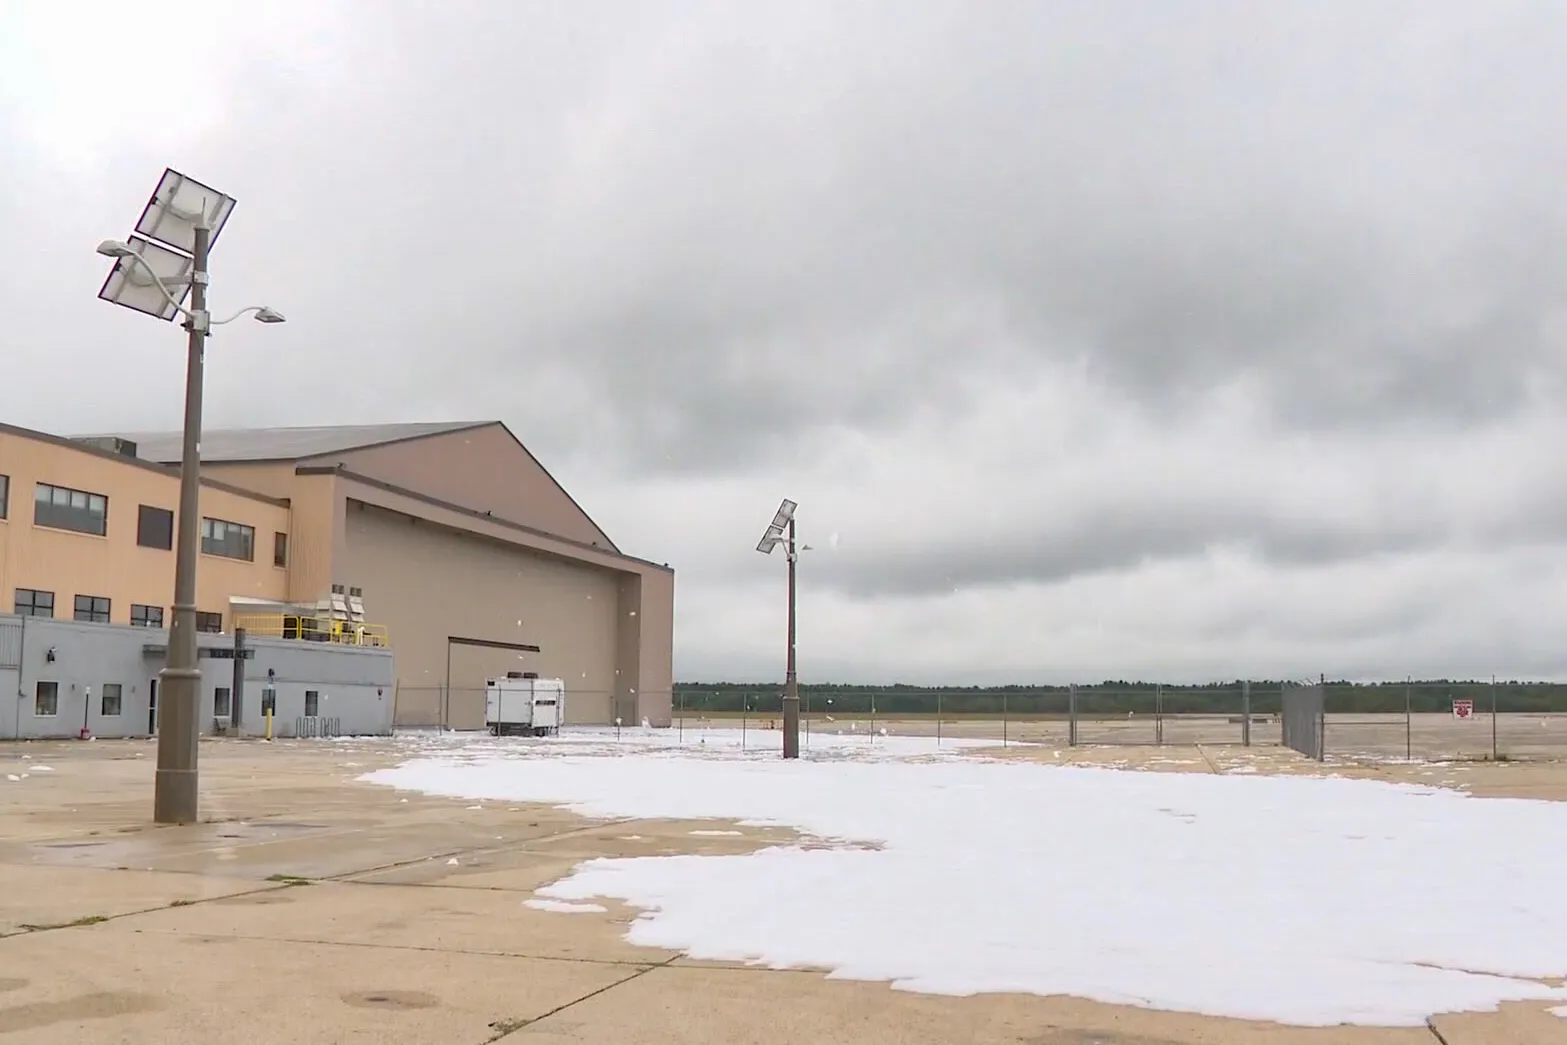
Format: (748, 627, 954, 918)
(96, 169, 284, 824)
(756, 499, 800, 759)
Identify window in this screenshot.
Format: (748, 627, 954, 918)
(34, 681, 58, 717)
(130, 604, 164, 628)
(0, 473, 8, 519)
(195, 611, 224, 633)
(101, 684, 123, 717)
(34, 482, 107, 536)
(304, 690, 320, 717)
(273, 531, 289, 567)
(137, 505, 174, 550)
(201, 517, 254, 561)
(213, 687, 232, 719)
(73, 594, 111, 623)
(14, 589, 53, 618)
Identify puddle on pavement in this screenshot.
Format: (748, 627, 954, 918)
(341, 990, 440, 1010)
(0, 992, 160, 1034)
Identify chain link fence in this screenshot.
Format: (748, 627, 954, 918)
(389, 677, 1567, 762)
(672, 685, 1279, 749)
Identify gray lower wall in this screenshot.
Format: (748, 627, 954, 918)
(0, 615, 394, 740)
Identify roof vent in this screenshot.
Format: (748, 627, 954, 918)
(76, 435, 139, 458)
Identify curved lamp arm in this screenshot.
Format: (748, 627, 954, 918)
(110, 248, 192, 319)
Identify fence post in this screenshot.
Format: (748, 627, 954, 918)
(1491, 674, 1498, 761)
(677, 689, 684, 744)
(1002, 690, 1008, 747)
(1241, 680, 1251, 746)
(1155, 684, 1164, 745)
(1318, 673, 1327, 762)
(1410, 679, 1422, 761)
(1068, 684, 1079, 746)
(936, 690, 942, 746)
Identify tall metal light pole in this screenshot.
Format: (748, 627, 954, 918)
(757, 499, 801, 759)
(96, 169, 284, 824)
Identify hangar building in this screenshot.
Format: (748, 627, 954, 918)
(0, 420, 674, 730)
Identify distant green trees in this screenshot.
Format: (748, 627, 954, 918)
(672, 680, 1563, 716)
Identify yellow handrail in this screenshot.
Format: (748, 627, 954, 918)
(232, 613, 390, 648)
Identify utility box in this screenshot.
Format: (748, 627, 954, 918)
(485, 674, 566, 737)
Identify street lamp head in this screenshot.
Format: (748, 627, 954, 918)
(253, 306, 286, 324)
(96, 239, 136, 259)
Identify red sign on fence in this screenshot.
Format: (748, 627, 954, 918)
(1452, 699, 1474, 719)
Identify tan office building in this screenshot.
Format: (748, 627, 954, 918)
(0, 421, 674, 729)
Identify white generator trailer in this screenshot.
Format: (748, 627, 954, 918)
(485, 673, 566, 737)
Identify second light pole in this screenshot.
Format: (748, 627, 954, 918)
(756, 499, 800, 758)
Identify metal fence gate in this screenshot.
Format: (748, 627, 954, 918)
(1281, 683, 1325, 760)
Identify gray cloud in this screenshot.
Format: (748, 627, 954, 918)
(5, 1, 1567, 682)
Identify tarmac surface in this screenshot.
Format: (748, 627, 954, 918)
(0, 735, 1564, 1044)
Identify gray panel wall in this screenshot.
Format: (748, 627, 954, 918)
(0, 615, 394, 740)
(1281, 683, 1325, 761)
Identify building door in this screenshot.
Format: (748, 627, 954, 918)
(148, 678, 158, 736)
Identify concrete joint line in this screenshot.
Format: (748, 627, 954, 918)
(1424, 1019, 1452, 1044)
(153, 927, 656, 968)
(487, 955, 681, 1043)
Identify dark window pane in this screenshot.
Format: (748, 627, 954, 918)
(273, 531, 288, 567)
(0, 473, 9, 519)
(101, 684, 123, 716)
(137, 505, 174, 550)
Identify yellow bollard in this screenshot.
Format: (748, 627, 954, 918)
(265, 708, 273, 741)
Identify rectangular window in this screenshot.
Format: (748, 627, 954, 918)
(213, 687, 232, 719)
(130, 604, 164, 628)
(34, 482, 108, 536)
(101, 683, 123, 717)
(273, 531, 288, 567)
(0, 473, 9, 519)
(137, 504, 174, 550)
(304, 690, 320, 717)
(34, 681, 58, 717)
(14, 588, 53, 618)
(201, 517, 255, 561)
(73, 594, 111, 623)
(195, 611, 224, 633)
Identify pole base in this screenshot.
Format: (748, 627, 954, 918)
(153, 768, 199, 824)
(782, 696, 801, 759)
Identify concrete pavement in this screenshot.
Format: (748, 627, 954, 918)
(0, 737, 1562, 1043)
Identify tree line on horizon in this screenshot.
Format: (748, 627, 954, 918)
(671, 679, 1567, 715)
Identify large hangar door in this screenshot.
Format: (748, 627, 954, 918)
(443, 635, 542, 731)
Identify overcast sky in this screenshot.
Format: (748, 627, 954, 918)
(3, 0, 1565, 685)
